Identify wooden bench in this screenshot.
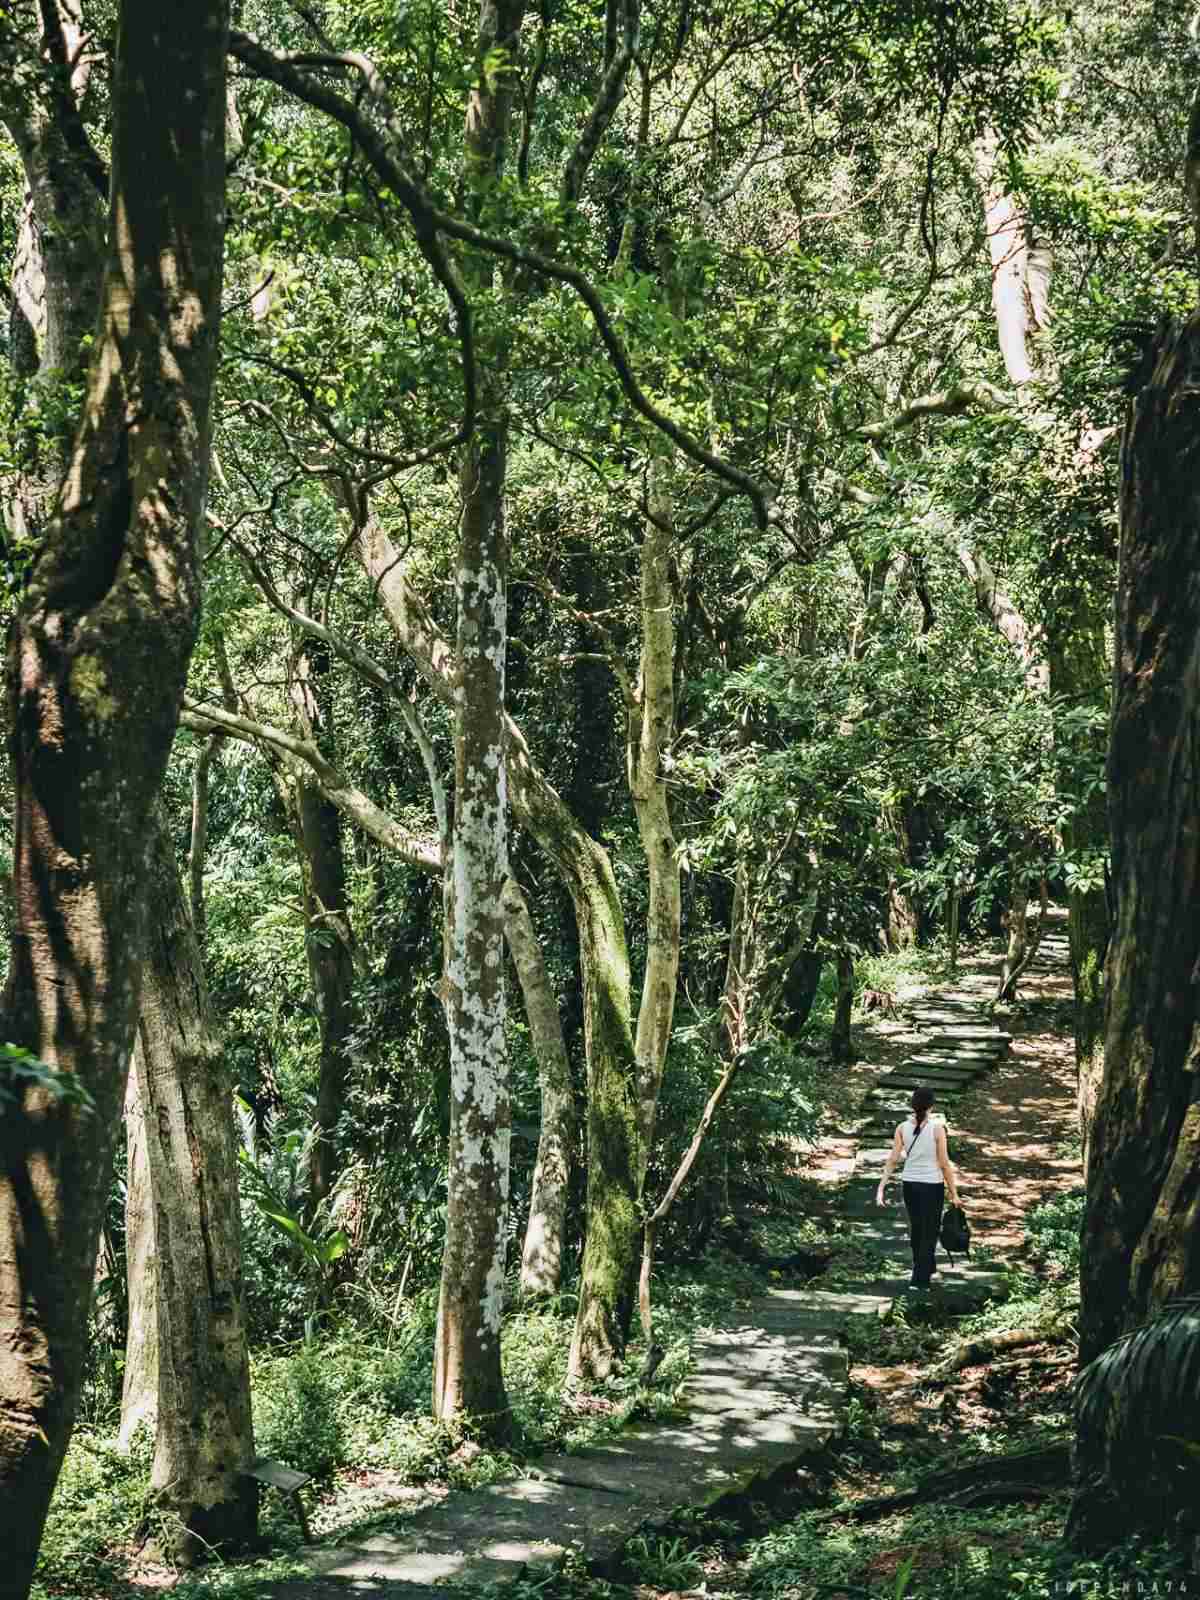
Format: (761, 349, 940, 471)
(239, 1456, 313, 1542)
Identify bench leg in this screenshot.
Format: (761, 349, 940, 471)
(291, 1489, 312, 1544)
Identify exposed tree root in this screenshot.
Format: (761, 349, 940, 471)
(817, 1441, 1070, 1524)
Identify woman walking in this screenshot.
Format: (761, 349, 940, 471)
(875, 1085, 960, 1288)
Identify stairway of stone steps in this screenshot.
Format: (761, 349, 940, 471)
(837, 961, 1023, 1304)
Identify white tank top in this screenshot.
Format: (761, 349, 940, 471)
(899, 1114, 943, 1183)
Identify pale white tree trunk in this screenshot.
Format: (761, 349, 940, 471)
(430, 0, 524, 1435)
(505, 877, 574, 1299)
(118, 1056, 157, 1449)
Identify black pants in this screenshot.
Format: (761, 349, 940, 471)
(903, 1181, 945, 1285)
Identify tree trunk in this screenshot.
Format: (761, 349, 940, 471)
(1046, 616, 1110, 1168)
(1073, 312, 1200, 1495)
(297, 775, 357, 1210)
(357, 505, 642, 1387)
(721, 859, 753, 1058)
(0, 5, 228, 1590)
(997, 860, 1031, 1002)
(136, 811, 255, 1561)
(288, 643, 357, 1211)
(430, 0, 524, 1437)
(118, 1055, 157, 1449)
(433, 409, 513, 1430)
(830, 954, 855, 1062)
(504, 878, 574, 1300)
(629, 459, 681, 1167)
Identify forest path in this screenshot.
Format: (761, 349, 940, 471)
(262, 925, 1073, 1600)
(833, 920, 1075, 1305)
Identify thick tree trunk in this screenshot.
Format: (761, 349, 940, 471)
(118, 1055, 157, 1449)
(0, 6, 228, 1590)
(1072, 317, 1200, 1551)
(504, 878, 574, 1299)
(136, 812, 255, 1560)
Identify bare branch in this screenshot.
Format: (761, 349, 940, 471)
(561, 0, 639, 206)
(181, 699, 443, 874)
(857, 381, 1013, 441)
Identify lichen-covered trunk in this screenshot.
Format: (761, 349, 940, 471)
(135, 810, 255, 1561)
(118, 1053, 157, 1449)
(431, 0, 523, 1436)
(356, 518, 641, 1383)
(504, 878, 574, 1299)
(433, 415, 512, 1431)
(1073, 313, 1200, 1504)
(1047, 616, 1110, 1167)
(0, 5, 228, 1589)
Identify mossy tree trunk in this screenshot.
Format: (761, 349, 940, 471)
(505, 878, 575, 1300)
(0, 2, 229, 1589)
(1072, 314, 1200, 1549)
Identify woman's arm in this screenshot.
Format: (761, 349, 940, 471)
(875, 1127, 904, 1205)
(935, 1125, 959, 1206)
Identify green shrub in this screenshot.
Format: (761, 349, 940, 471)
(1024, 1188, 1085, 1277)
(255, 1346, 347, 1481)
(33, 1429, 152, 1596)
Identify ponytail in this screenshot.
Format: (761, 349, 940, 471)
(911, 1086, 935, 1128)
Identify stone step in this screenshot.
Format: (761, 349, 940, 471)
(906, 1008, 991, 1025)
(925, 1038, 1010, 1057)
(878, 1069, 974, 1089)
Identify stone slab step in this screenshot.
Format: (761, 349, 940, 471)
(906, 1009, 991, 1026)
(877, 1070, 973, 1089)
(924, 1027, 1011, 1046)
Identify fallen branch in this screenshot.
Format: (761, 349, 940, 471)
(936, 1325, 1065, 1375)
